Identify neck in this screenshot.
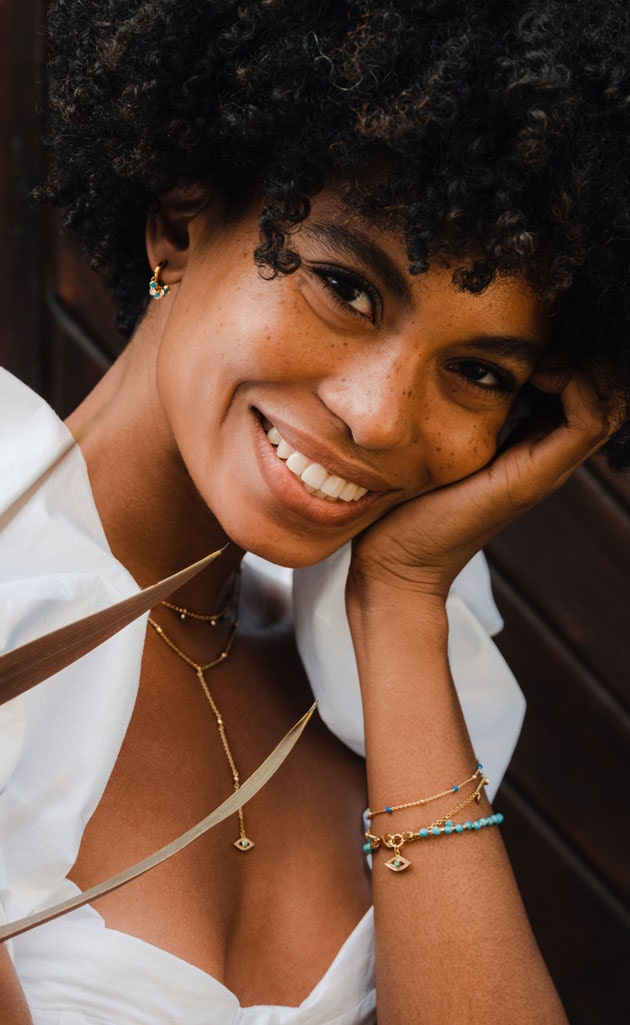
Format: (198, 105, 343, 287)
(65, 313, 245, 611)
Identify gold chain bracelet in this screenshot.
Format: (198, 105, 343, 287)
(368, 762, 485, 820)
(364, 772, 492, 872)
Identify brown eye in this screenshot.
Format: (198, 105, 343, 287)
(325, 274, 373, 316)
(309, 264, 381, 322)
(449, 360, 517, 394)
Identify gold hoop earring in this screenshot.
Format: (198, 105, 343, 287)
(149, 261, 170, 300)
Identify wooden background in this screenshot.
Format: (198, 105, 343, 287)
(1, 3, 628, 1020)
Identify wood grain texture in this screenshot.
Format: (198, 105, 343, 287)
(488, 470, 630, 708)
(48, 317, 111, 417)
(588, 454, 630, 514)
(0, 0, 46, 388)
(492, 571, 629, 899)
(55, 233, 125, 360)
(497, 782, 630, 1025)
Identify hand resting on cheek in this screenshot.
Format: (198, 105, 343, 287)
(349, 369, 618, 601)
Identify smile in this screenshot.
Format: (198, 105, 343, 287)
(265, 424, 369, 502)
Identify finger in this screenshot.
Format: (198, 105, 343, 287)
(532, 366, 626, 424)
(529, 367, 572, 395)
(442, 372, 614, 530)
(363, 370, 623, 580)
(530, 371, 617, 476)
(467, 372, 614, 528)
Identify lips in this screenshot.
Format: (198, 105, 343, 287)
(265, 424, 369, 503)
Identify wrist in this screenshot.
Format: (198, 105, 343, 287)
(345, 566, 449, 638)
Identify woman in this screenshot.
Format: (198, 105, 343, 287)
(1, 1, 629, 1022)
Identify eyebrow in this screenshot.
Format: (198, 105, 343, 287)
(462, 335, 545, 366)
(301, 221, 545, 362)
(302, 221, 413, 304)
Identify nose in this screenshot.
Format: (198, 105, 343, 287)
(318, 348, 421, 451)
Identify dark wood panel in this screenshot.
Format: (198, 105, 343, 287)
(55, 233, 125, 360)
(492, 572, 630, 898)
(488, 469, 630, 706)
(48, 320, 109, 419)
(0, 0, 46, 385)
(498, 782, 630, 1025)
(587, 454, 630, 514)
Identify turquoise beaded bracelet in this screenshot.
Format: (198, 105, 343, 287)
(363, 812, 504, 873)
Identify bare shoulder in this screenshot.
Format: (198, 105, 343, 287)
(0, 947, 33, 1024)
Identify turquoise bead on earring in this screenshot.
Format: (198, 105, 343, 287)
(149, 261, 170, 299)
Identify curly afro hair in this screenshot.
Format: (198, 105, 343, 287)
(39, 0, 630, 465)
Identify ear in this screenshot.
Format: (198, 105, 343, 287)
(145, 186, 210, 283)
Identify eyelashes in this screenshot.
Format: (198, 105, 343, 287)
(305, 262, 522, 397)
(447, 359, 519, 395)
(308, 263, 382, 323)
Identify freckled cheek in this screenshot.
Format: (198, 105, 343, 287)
(179, 290, 326, 383)
(159, 304, 290, 408)
(423, 417, 503, 487)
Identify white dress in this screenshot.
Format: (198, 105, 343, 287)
(0, 369, 525, 1024)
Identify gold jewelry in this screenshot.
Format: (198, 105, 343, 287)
(368, 763, 486, 820)
(149, 260, 170, 300)
(148, 573, 254, 852)
(161, 591, 234, 626)
(365, 772, 490, 872)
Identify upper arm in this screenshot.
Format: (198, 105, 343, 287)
(0, 945, 33, 1024)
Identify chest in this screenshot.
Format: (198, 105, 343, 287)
(70, 627, 371, 1006)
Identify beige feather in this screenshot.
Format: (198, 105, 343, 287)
(0, 548, 227, 705)
(0, 424, 317, 948)
(0, 702, 317, 942)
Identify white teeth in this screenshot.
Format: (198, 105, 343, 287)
(321, 475, 345, 498)
(286, 452, 310, 476)
(276, 439, 293, 460)
(264, 422, 370, 503)
(301, 463, 328, 489)
(339, 481, 359, 501)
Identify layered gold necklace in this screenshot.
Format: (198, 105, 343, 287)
(147, 570, 254, 852)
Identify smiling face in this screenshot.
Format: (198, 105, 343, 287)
(152, 189, 548, 568)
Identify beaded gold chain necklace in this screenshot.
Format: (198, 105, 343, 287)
(147, 570, 254, 852)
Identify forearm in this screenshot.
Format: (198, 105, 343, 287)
(347, 581, 568, 1025)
